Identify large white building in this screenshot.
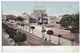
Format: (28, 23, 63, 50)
(33, 9, 46, 17)
(31, 9, 48, 23)
(20, 9, 63, 26)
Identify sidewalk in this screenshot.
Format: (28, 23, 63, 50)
(19, 24, 79, 46)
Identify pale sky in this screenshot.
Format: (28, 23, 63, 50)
(2, 2, 79, 16)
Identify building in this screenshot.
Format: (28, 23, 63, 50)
(48, 16, 58, 26)
(2, 14, 17, 21)
(2, 15, 6, 21)
(30, 13, 36, 19)
(6, 14, 16, 20)
(30, 9, 48, 23)
(20, 12, 29, 23)
(33, 9, 46, 17)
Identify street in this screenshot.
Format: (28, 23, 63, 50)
(22, 23, 79, 46)
(2, 22, 56, 46)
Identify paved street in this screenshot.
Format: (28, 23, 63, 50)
(2, 22, 56, 46)
(2, 22, 79, 46)
(22, 24, 79, 46)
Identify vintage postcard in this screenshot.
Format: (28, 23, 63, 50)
(1, 0, 79, 52)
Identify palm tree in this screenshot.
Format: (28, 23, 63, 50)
(58, 34, 62, 45)
(71, 39, 74, 46)
(31, 26, 35, 34)
(47, 30, 53, 41)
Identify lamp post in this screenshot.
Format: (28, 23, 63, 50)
(21, 23, 25, 30)
(25, 24, 27, 31)
(71, 39, 74, 46)
(28, 24, 31, 32)
(47, 30, 53, 41)
(31, 26, 35, 34)
(41, 29, 46, 38)
(58, 34, 62, 45)
(41, 13, 48, 39)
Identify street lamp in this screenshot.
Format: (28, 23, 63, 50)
(71, 39, 74, 46)
(58, 34, 62, 45)
(28, 24, 31, 32)
(41, 14, 48, 39)
(41, 29, 46, 38)
(31, 26, 35, 34)
(47, 30, 53, 41)
(21, 23, 25, 30)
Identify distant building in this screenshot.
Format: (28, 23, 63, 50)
(30, 13, 36, 18)
(33, 9, 46, 18)
(57, 15, 63, 21)
(30, 13, 36, 23)
(2, 14, 16, 21)
(20, 12, 29, 23)
(30, 9, 48, 23)
(48, 16, 58, 25)
(2, 15, 6, 21)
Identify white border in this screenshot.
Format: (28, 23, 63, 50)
(0, 0, 80, 52)
(1, 0, 79, 2)
(2, 46, 79, 52)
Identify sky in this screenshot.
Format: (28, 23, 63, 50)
(2, 2, 79, 16)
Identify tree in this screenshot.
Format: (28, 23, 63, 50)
(16, 16, 24, 22)
(60, 14, 73, 29)
(5, 27, 11, 36)
(47, 30, 53, 41)
(37, 22, 43, 25)
(11, 18, 17, 23)
(2, 23, 8, 29)
(5, 27, 17, 38)
(44, 21, 48, 26)
(58, 34, 62, 45)
(31, 26, 35, 34)
(44, 21, 48, 24)
(5, 27, 17, 42)
(59, 13, 79, 33)
(44, 14, 47, 17)
(13, 32, 27, 45)
(70, 13, 79, 33)
(6, 19, 9, 21)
